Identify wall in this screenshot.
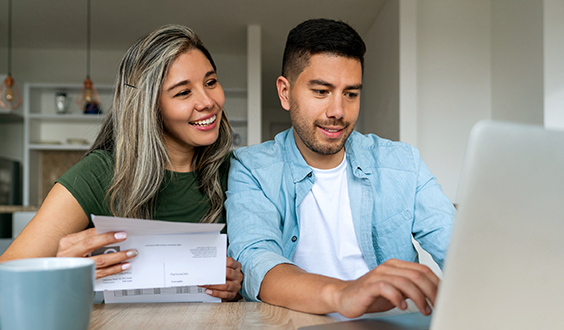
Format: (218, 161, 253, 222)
(491, 0, 544, 125)
(360, 0, 400, 141)
(543, 0, 564, 130)
(416, 0, 492, 202)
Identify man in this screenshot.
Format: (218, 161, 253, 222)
(226, 18, 455, 318)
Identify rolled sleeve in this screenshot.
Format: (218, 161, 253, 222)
(411, 147, 455, 269)
(226, 154, 296, 301)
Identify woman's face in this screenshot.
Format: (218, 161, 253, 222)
(160, 49, 225, 156)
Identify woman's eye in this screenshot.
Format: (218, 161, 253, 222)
(206, 79, 218, 87)
(174, 90, 191, 98)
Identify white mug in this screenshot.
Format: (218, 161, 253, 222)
(0, 258, 95, 330)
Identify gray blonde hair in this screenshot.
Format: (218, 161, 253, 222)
(90, 24, 232, 223)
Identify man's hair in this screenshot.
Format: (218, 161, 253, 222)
(281, 18, 366, 83)
(90, 24, 232, 223)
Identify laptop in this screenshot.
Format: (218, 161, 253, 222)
(301, 120, 564, 330)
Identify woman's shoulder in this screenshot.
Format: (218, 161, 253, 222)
(59, 150, 114, 183)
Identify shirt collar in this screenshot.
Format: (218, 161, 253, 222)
(283, 128, 313, 183)
(283, 128, 372, 182)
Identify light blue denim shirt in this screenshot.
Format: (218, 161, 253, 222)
(226, 129, 455, 301)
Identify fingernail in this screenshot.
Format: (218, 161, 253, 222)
(121, 263, 131, 271)
(400, 301, 408, 310)
(425, 306, 432, 315)
(114, 232, 127, 240)
(205, 289, 213, 295)
(126, 249, 138, 258)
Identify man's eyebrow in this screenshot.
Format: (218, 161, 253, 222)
(308, 79, 334, 88)
(307, 79, 362, 91)
(346, 84, 363, 90)
(166, 70, 216, 92)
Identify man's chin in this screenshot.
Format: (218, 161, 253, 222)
(310, 142, 345, 156)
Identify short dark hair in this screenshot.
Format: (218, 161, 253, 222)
(281, 18, 366, 83)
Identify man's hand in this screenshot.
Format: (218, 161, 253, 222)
(328, 259, 439, 318)
(200, 256, 244, 301)
(56, 228, 138, 279)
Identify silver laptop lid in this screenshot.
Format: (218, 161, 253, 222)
(432, 120, 564, 330)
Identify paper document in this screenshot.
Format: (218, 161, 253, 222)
(91, 215, 226, 292)
(103, 286, 220, 303)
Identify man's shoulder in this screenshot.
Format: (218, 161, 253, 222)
(348, 132, 419, 171)
(232, 130, 291, 168)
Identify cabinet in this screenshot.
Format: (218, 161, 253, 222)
(22, 83, 113, 205)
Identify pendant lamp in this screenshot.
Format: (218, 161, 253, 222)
(0, 0, 22, 111)
(75, 0, 102, 114)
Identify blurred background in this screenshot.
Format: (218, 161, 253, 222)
(0, 0, 563, 214)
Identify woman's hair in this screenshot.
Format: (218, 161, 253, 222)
(90, 24, 232, 223)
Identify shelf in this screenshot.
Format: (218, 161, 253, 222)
(27, 113, 106, 122)
(29, 144, 91, 151)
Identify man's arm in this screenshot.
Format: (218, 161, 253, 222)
(260, 259, 438, 318)
(411, 147, 456, 269)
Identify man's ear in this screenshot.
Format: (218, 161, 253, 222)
(276, 76, 291, 111)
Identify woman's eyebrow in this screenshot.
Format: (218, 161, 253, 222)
(166, 70, 217, 92)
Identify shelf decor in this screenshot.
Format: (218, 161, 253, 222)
(75, 0, 102, 115)
(0, 0, 22, 111)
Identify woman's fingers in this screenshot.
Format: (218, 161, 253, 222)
(95, 261, 132, 280)
(91, 249, 138, 268)
(56, 230, 128, 258)
(56, 229, 137, 280)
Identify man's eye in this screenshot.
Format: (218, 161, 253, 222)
(346, 92, 359, 99)
(313, 89, 329, 96)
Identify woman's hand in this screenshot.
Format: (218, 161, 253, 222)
(200, 256, 244, 302)
(56, 228, 138, 279)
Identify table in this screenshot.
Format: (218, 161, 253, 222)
(90, 302, 336, 329)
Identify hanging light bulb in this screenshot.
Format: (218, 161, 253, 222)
(0, 75, 22, 110)
(75, 0, 101, 114)
(0, 0, 22, 111)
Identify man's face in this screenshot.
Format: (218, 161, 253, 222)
(277, 53, 362, 168)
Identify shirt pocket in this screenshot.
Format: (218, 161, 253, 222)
(372, 210, 416, 263)
(374, 210, 411, 236)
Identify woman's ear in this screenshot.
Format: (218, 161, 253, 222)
(276, 76, 291, 111)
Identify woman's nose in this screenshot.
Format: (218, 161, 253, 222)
(194, 90, 215, 111)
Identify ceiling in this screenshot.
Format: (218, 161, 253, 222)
(0, 0, 386, 105)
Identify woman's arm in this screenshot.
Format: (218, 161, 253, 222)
(0, 183, 137, 279)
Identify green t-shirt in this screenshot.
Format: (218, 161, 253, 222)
(56, 150, 229, 227)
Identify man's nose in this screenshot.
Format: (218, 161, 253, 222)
(326, 94, 345, 119)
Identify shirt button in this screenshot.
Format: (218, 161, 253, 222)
(307, 173, 312, 177)
(291, 236, 297, 242)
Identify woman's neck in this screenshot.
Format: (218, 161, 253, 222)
(164, 140, 195, 173)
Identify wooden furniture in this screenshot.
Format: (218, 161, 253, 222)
(89, 302, 335, 329)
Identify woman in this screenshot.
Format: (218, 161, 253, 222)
(0, 25, 242, 301)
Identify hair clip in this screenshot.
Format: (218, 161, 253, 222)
(124, 83, 137, 89)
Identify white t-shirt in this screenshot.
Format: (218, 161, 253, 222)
(291, 154, 370, 281)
